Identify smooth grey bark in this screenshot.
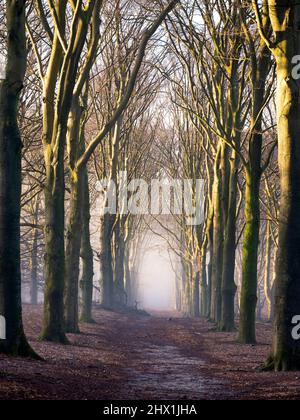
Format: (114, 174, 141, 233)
(100, 214, 114, 309)
(80, 169, 94, 323)
(30, 200, 40, 305)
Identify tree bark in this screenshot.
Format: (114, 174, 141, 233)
(114, 220, 126, 308)
(239, 168, 261, 343)
(100, 214, 114, 309)
(263, 220, 272, 321)
(192, 272, 200, 318)
(266, 12, 300, 369)
(30, 200, 40, 305)
(210, 144, 224, 323)
(220, 151, 238, 331)
(65, 174, 83, 333)
(200, 247, 208, 317)
(124, 250, 132, 307)
(41, 145, 67, 343)
(80, 169, 94, 323)
(65, 101, 84, 333)
(238, 28, 270, 343)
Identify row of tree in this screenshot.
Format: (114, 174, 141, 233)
(0, 0, 179, 355)
(0, 0, 300, 372)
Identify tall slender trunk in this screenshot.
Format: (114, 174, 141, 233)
(124, 250, 132, 307)
(210, 144, 224, 323)
(65, 172, 83, 333)
(114, 221, 126, 308)
(239, 168, 261, 343)
(65, 100, 84, 333)
(184, 275, 192, 317)
(264, 220, 272, 321)
(39, 1, 66, 343)
(175, 268, 182, 312)
(238, 42, 270, 343)
(80, 169, 94, 323)
(0, 0, 37, 357)
(100, 214, 114, 309)
(30, 200, 40, 305)
(220, 150, 238, 331)
(200, 247, 208, 317)
(40, 0, 93, 343)
(41, 136, 67, 343)
(192, 272, 200, 318)
(206, 210, 213, 319)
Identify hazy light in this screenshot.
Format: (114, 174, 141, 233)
(137, 238, 176, 311)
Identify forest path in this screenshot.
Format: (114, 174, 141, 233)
(1, 305, 300, 399)
(117, 310, 228, 399)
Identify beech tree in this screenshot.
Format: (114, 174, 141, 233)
(0, 0, 37, 357)
(253, 0, 300, 371)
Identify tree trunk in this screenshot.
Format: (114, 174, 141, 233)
(264, 220, 272, 321)
(192, 272, 200, 318)
(80, 169, 94, 323)
(114, 220, 126, 308)
(65, 101, 84, 333)
(238, 41, 270, 343)
(266, 32, 300, 370)
(210, 144, 224, 323)
(100, 214, 114, 309)
(65, 173, 83, 333)
(174, 263, 182, 313)
(41, 146, 67, 343)
(40, 0, 92, 343)
(239, 168, 260, 343)
(0, 0, 37, 357)
(30, 201, 39, 305)
(200, 249, 208, 317)
(206, 213, 213, 320)
(124, 251, 132, 307)
(220, 150, 238, 331)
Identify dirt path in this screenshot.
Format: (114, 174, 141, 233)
(0, 306, 300, 400)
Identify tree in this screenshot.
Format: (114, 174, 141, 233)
(253, 0, 300, 371)
(238, 1, 274, 343)
(0, 0, 37, 357)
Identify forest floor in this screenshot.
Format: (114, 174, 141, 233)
(0, 305, 300, 400)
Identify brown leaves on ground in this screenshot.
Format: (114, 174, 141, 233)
(0, 305, 300, 400)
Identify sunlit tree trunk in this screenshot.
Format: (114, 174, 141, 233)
(220, 149, 238, 331)
(210, 144, 224, 323)
(40, 0, 96, 343)
(30, 200, 40, 305)
(80, 169, 94, 323)
(65, 100, 83, 333)
(200, 245, 208, 317)
(262, 3, 300, 369)
(239, 166, 261, 343)
(263, 220, 272, 321)
(40, 0, 67, 343)
(238, 27, 270, 343)
(42, 129, 68, 343)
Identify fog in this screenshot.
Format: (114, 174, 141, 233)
(137, 237, 176, 311)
